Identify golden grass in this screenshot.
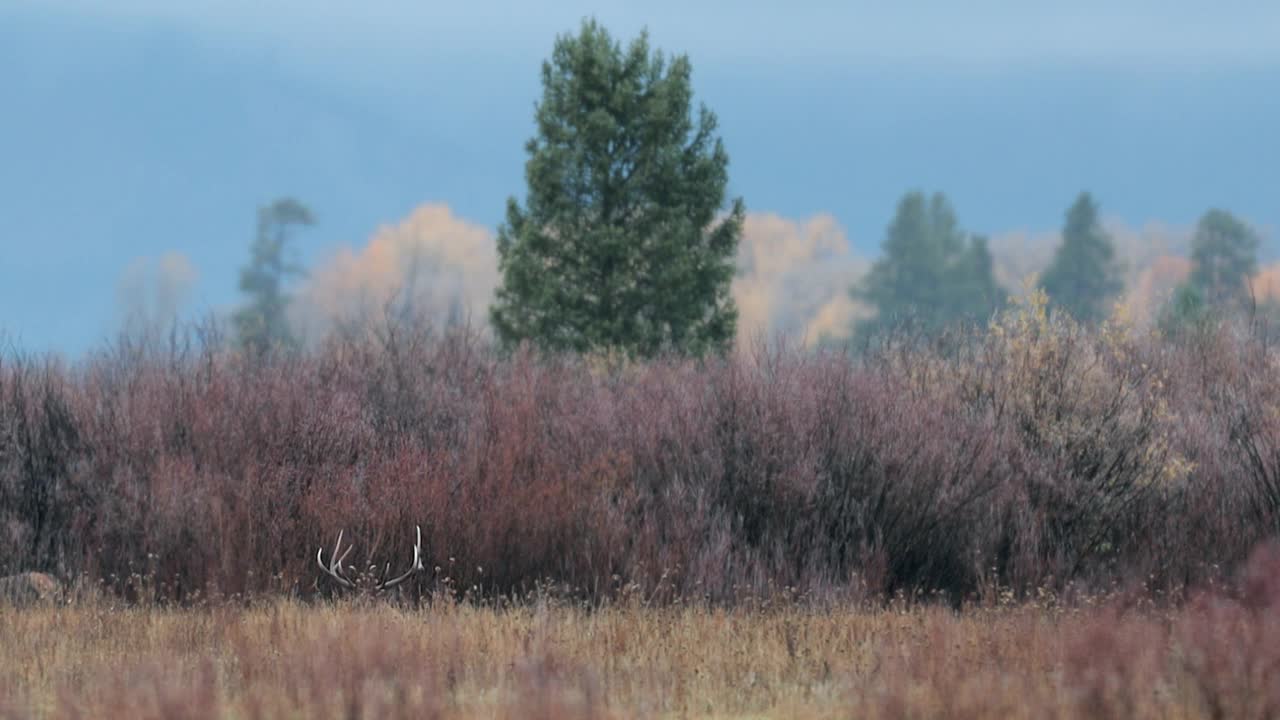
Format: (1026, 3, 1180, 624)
(0, 597, 1266, 719)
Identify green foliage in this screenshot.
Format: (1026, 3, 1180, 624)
(1160, 209, 1260, 336)
(1186, 208, 1260, 309)
(490, 19, 743, 358)
(1158, 283, 1213, 338)
(854, 191, 1004, 339)
(1039, 192, 1124, 324)
(957, 235, 1003, 319)
(232, 198, 314, 355)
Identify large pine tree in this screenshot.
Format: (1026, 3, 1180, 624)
(1039, 192, 1124, 324)
(490, 20, 743, 358)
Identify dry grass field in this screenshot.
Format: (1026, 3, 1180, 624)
(2, 584, 1278, 720)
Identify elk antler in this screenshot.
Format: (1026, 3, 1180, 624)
(316, 526, 423, 592)
(375, 525, 423, 591)
(317, 529, 356, 589)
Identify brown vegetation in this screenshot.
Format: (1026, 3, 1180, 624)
(0, 572, 61, 607)
(1, 294, 1279, 604)
(3, 545, 1279, 719)
(3, 296, 1280, 716)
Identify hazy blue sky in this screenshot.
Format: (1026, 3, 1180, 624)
(2, 1, 1278, 355)
(22, 1, 1280, 62)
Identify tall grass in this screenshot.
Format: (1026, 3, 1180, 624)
(1, 295, 1278, 603)
(4, 543, 1280, 719)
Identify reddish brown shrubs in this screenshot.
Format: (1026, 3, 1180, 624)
(0, 308, 1278, 603)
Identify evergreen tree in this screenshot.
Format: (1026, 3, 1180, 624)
(233, 198, 313, 354)
(1186, 208, 1259, 309)
(1039, 192, 1124, 324)
(490, 19, 743, 357)
(1157, 283, 1211, 338)
(957, 234, 1004, 320)
(855, 191, 1003, 338)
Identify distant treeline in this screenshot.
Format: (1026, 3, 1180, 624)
(227, 20, 1268, 359)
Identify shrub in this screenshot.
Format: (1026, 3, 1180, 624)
(1, 309, 1278, 604)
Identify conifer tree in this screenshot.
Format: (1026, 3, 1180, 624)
(1187, 208, 1259, 309)
(491, 20, 743, 357)
(233, 198, 313, 355)
(1039, 192, 1124, 324)
(855, 191, 1003, 338)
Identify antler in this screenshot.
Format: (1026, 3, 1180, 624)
(316, 526, 422, 592)
(375, 525, 423, 591)
(317, 529, 356, 589)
